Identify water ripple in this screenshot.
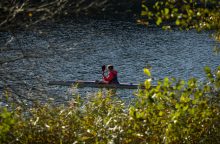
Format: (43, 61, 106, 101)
(0, 18, 219, 101)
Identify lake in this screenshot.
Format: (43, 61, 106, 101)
(0, 18, 219, 103)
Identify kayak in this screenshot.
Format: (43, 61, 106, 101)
(48, 80, 144, 89)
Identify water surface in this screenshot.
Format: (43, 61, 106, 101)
(0, 18, 219, 102)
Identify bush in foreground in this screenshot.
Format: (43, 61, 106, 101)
(1, 66, 220, 143)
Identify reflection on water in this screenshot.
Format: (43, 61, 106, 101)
(0, 18, 219, 102)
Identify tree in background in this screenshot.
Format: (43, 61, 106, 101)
(0, 0, 112, 30)
(0, 0, 136, 31)
(1, 0, 219, 35)
(139, 0, 220, 43)
(0, 0, 68, 30)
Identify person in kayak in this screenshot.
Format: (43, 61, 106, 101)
(102, 65, 119, 84)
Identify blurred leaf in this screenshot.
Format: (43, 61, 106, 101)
(141, 11, 148, 16)
(176, 19, 180, 25)
(163, 77, 170, 87)
(143, 68, 151, 77)
(165, 8, 169, 15)
(156, 17, 162, 25)
(204, 66, 211, 74)
(159, 111, 164, 116)
(144, 79, 151, 89)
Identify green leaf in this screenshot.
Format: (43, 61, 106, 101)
(165, 8, 169, 15)
(144, 79, 151, 89)
(142, 4, 148, 9)
(158, 103, 164, 110)
(159, 111, 164, 116)
(156, 17, 162, 25)
(141, 11, 148, 16)
(176, 19, 180, 25)
(129, 106, 135, 116)
(175, 103, 180, 109)
(81, 136, 91, 141)
(162, 25, 171, 30)
(143, 68, 151, 77)
(204, 66, 211, 74)
(163, 77, 169, 87)
(203, 85, 211, 92)
(183, 105, 189, 111)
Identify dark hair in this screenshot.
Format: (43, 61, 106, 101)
(108, 65, 113, 70)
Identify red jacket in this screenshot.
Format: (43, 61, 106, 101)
(103, 70, 119, 84)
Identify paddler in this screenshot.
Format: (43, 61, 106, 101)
(102, 65, 119, 84)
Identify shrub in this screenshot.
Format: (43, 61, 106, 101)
(1, 66, 220, 143)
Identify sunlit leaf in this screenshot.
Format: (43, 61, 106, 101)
(143, 68, 151, 77)
(176, 19, 180, 25)
(165, 8, 169, 15)
(163, 77, 169, 87)
(156, 17, 162, 25)
(141, 11, 148, 16)
(144, 79, 151, 89)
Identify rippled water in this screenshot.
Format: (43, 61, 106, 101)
(0, 18, 219, 102)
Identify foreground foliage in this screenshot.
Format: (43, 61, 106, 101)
(1, 66, 220, 143)
(140, 0, 220, 46)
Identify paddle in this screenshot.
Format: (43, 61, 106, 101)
(96, 65, 106, 84)
(102, 65, 106, 72)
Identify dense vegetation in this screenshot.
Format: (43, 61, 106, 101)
(140, 0, 220, 42)
(0, 0, 137, 31)
(1, 67, 220, 143)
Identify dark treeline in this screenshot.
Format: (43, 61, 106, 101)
(1, 0, 219, 31)
(0, 0, 141, 31)
(32, 0, 141, 17)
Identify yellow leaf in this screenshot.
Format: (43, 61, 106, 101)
(159, 111, 164, 116)
(141, 11, 148, 16)
(81, 136, 91, 140)
(176, 19, 180, 25)
(143, 68, 151, 77)
(165, 8, 169, 15)
(28, 12, 33, 17)
(144, 79, 151, 89)
(156, 17, 162, 25)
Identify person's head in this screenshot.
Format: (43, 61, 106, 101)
(107, 65, 114, 71)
